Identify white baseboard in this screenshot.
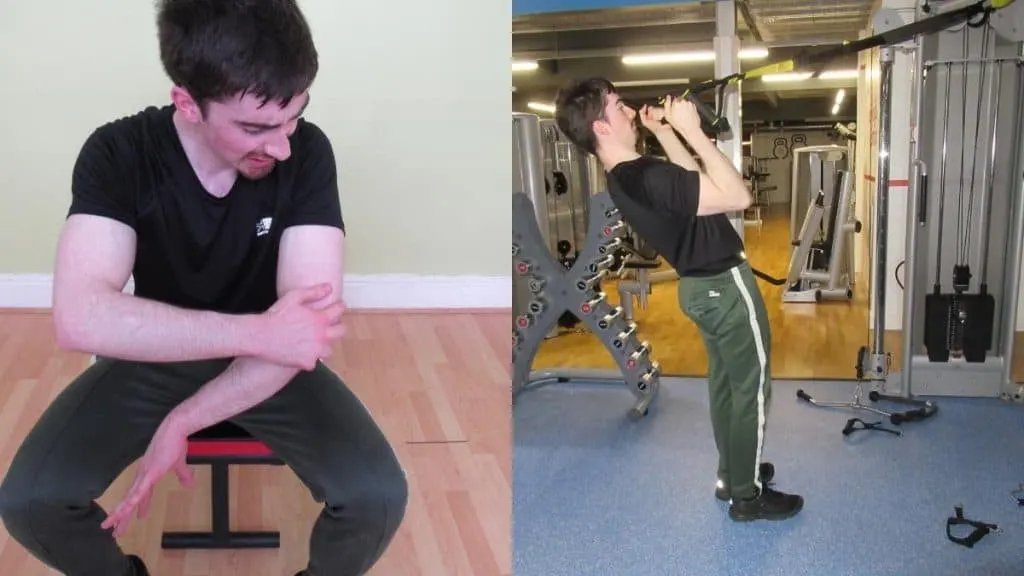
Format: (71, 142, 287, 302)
(0, 273, 511, 310)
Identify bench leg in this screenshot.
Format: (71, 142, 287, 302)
(161, 462, 280, 549)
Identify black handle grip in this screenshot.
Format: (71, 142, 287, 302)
(796, 389, 811, 402)
(917, 168, 928, 224)
(684, 93, 731, 135)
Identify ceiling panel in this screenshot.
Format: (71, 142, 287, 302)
(511, 0, 874, 124)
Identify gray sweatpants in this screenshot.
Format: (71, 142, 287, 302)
(0, 356, 408, 576)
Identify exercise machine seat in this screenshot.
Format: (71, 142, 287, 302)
(160, 421, 285, 550)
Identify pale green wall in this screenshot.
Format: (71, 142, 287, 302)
(0, 0, 510, 277)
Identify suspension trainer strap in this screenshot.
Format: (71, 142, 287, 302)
(946, 505, 998, 548)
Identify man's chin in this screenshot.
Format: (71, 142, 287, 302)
(239, 161, 276, 180)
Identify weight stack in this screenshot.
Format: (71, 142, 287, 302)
(923, 291, 995, 363)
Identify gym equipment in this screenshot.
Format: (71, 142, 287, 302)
(783, 148, 862, 303)
(513, 190, 662, 420)
(617, 257, 660, 323)
(946, 505, 999, 548)
(1012, 483, 1024, 505)
(539, 118, 605, 273)
(789, 145, 849, 242)
(860, 5, 1024, 402)
(796, 375, 934, 425)
(161, 421, 284, 549)
(841, 418, 902, 437)
(513, 112, 662, 420)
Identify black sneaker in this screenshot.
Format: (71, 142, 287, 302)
(127, 555, 149, 576)
(715, 462, 776, 501)
(728, 486, 804, 522)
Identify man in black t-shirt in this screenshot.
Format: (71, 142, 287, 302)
(554, 77, 803, 523)
(0, 2, 407, 575)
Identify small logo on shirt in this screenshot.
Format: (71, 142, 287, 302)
(708, 290, 721, 298)
(256, 217, 273, 237)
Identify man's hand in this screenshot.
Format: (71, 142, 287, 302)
(639, 104, 673, 136)
(101, 417, 194, 539)
(253, 283, 346, 370)
(664, 95, 703, 140)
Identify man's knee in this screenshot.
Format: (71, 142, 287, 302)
(0, 466, 49, 544)
(361, 463, 409, 532)
(328, 458, 409, 536)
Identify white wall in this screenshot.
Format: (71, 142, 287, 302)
(748, 129, 848, 206)
(0, 0, 510, 308)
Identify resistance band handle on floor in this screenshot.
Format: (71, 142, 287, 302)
(946, 505, 998, 548)
(841, 418, 901, 437)
(898, 403, 939, 423)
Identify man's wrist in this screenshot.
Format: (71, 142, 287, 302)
(162, 406, 197, 437)
(233, 313, 267, 358)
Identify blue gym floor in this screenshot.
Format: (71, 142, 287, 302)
(513, 377, 1024, 576)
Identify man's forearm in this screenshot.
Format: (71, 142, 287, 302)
(685, 131, 751, 205)
(56, 291, 264, 362)
(654, 130, 701, 172)
(166, 356, 301, 436)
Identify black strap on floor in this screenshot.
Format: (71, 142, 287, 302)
(946, 505, 998, 548)
(842, 418, 902, 437)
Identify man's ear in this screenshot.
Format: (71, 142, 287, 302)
(170, 86, 204, 123)
(592, 119, 610, 137)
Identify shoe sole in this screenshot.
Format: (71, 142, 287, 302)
(728, 497, 804, 522)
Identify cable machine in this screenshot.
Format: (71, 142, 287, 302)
(800, 1, 1024, 424)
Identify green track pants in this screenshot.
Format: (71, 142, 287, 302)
(678, 261, 772, 500)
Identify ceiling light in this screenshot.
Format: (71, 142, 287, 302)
(762, 69, 859, 83)
(832, 102, 841, 115)
(512, 60, 539, 72)
(819, 69, 859, 80)
(527, 102, 555, 114)
(612, 78, 690, 87)
(835, 89, 845, 104)
(622, 47, 768, 66)
(761, 72, 813, 82)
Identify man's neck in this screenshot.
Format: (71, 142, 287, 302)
(172, 109, 238, 197)
(598, 147, 641, 172)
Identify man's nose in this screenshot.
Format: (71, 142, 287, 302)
(264, 131, 292, 161)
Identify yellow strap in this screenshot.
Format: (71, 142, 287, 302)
(740, 60, 797, 80)
(989, 0, 1015, 8)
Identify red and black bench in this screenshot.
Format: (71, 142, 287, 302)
(160, 421, 285, 549)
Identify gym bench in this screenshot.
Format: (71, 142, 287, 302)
(160, 421, 285, 550)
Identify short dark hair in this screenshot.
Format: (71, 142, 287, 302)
(156, 0, 319, 109)
(554, 77, 617, 155)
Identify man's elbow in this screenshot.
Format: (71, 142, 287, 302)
(733, 193, 753, 211)
(53, 302, 87, 352)
(52, 289, 108, 352)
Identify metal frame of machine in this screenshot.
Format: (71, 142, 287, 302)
(783, 146, 862, 303)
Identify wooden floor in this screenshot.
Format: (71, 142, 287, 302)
(532, 203, 873, 380)
(0, 309, 510, 576)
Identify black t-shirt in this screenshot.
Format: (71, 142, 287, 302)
(607, 155, 744, 277)
(68, 105, 345, 314)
